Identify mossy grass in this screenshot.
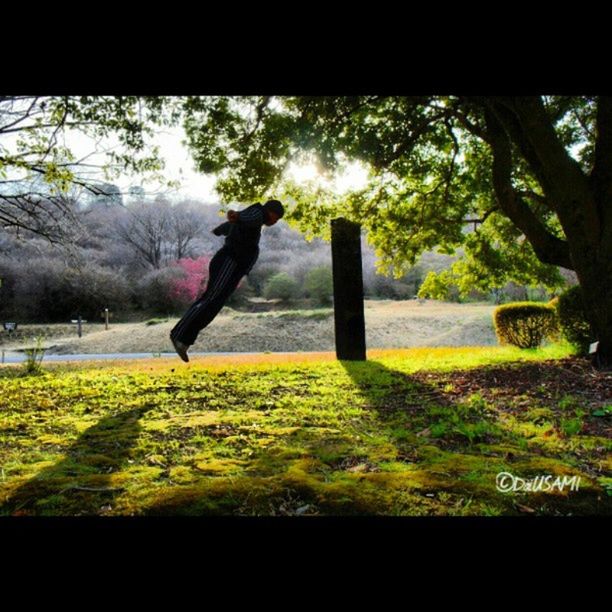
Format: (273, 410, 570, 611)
(1, 343, 609, 516)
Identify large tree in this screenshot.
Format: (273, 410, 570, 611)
(179, 96, 612, 366)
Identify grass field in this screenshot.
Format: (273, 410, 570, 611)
(1, 344, 610, 516)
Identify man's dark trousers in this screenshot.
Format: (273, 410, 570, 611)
(170, 247, 246, 346)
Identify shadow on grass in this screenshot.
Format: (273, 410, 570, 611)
(339, 359, 610, 516)
(140, 359, 471, 516)
(59, 358, 605, 517)
(1, 404, 154, 516)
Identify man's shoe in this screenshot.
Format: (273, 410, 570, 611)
(171, 336, 190, 363)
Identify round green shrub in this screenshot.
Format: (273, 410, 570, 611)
(263, 273, 300, 302)
(493, 302, 558, 348)
(556, 285, 593, 355)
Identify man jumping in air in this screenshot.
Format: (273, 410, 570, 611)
(170, 199, 285, 362)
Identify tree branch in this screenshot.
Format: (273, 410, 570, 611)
(498, 96, 600, 239)
(485, 108, 573, 270)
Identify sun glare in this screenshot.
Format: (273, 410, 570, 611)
(286, 160, 369, 195)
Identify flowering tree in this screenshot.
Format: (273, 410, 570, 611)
(168, 256, 211, 305)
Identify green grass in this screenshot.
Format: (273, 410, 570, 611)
(0, 344, 609, 516)
(234, 308, 334, 321)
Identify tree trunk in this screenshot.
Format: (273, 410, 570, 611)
(485, 98, 612, 369)
(570, 242, 612, 368)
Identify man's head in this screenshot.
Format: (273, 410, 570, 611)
(262, 199, 284, 226)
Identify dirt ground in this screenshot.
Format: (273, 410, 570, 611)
(0, 300, 499, 354)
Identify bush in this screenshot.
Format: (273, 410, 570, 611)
(493, 302, 558, 348)
(304, 266, 333, 305)
(136, 266, 188, 314)
(556, 285, 593, 355)
(263, 273, 300, 302)
(8, 259, 133, 322)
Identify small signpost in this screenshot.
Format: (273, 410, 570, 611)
(589, 340, 601, 367)
(1, 322, 17, 364)
(71, 315, 87, 338)
(101, 308, 111, 330)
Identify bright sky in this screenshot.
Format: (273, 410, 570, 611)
(1, 112, 370, 203)
(62, 125, 220, 201)
(141, 127, 219, 201)
(64, 125, 370, 202)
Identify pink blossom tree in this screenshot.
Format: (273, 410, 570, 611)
(168, 256, 211, 306)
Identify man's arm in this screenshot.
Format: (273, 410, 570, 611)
(212, 221, 232, 236)
(217, 204, 263, 234)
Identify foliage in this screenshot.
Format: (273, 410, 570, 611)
(168, 256, 210, 306)
(136, 266, 187, 314)
(0, 198, 561, 323)
(418, 270, 457, 301)
(0, 96, 181, 241)
(556, 285, 594, 356)
(21, 335, 46, 375)
(179, 96, 591, 290)
(263, 272, 300, 302)
(304, 266, 333, 305)
(3, 257, 132, 322)
(145, 318, 169, 326)
(115, 198, 209, 269)
(493, 302, 558, 349)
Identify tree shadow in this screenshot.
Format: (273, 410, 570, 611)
(336, 359, 462, 463)
(338, 359, 610, 516)
(2, 404, 154, 516)
(107, 359, 607, 517)
(140, 359, 458, 516)
(339, 358, 452, 420)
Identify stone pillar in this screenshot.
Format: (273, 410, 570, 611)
(331, 217, 366, 361)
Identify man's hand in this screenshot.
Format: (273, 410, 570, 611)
(227, 210, 238, 223)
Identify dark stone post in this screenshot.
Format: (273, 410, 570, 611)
(331, 217, 366, 361)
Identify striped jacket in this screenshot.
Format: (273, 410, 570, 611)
(212, 202, 265, 272)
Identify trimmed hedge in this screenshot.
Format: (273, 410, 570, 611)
(493, 302, 558, 349)
(556, 285, 593, 355)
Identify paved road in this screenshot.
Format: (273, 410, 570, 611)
(0, 351, 265, 364)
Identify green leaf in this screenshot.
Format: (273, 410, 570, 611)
(592, 405, 612, 417)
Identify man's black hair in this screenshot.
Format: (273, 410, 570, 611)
(263, 199, 284, 218)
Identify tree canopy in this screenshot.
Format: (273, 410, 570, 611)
(0, 96, 180, 240)
(180, 97, 600, 289)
